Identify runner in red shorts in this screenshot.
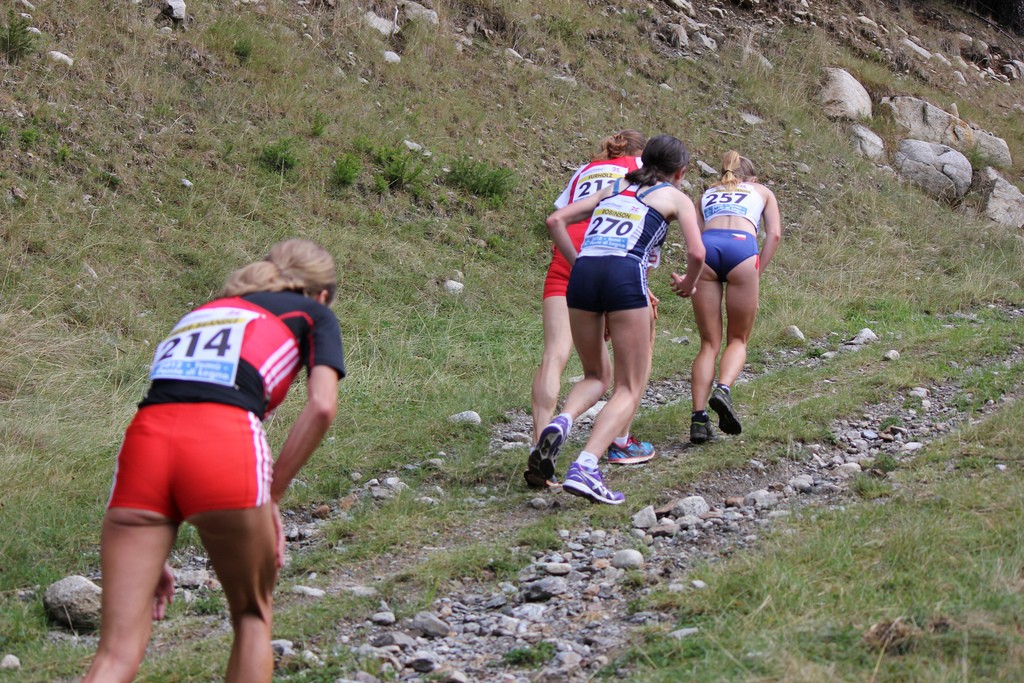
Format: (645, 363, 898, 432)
(84, 239, 345, 683)
(525, 130, 660, 489)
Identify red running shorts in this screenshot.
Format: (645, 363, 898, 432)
(108, 402, 273, 521)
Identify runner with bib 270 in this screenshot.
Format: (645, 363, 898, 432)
(525, 130, 660, 490)
(537, 135, 705, 505)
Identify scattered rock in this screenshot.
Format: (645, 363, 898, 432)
(785, 325, 806, 342)
(448, 410, 481, 424)
(0, 655, 20, 670)
(820, 67, 872, 119)
(410, 611, 451, 638)
(972, 167, 1024, 228)
(291, 585, 326, 598)
(443, 279, 465, 294)
(611, 549, 645, 570)
(849, 124, 885, 161)
(47, 51, 74, 67)
(44, 576, 102, 630)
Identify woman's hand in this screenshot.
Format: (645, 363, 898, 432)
(670, 272, 698, 298)
(152, 562, 175, 620)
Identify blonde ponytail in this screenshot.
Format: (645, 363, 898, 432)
(221, 239, 337, 304)
(718, 150, 757, 190)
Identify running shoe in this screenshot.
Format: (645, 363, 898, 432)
(607, 436, 656, 465)
(690, 417, 714, 444)
(524, 448, 560, 489)
(562, 462, 625, 505)
(535, 415, 571, 480)
(708, 386, 742, 435)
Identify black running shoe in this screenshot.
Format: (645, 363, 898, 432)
(524, 448, 560, 489)
(709, 386, 742, 435)
(690, 418, 714, 444)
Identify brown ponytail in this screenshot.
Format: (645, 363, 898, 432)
(595, 129, 646, 161)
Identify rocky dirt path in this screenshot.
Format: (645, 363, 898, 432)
(259, 312, 1023, 682)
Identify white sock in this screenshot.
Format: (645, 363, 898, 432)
(576, 451, 599, 470)
(613, 434, 629, 448)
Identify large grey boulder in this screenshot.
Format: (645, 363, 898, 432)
(44, 575, 102, 630)
(880, 96, 1011, 168)
(849, 124, 885, 161)
(820, 68, 871, 119)
(893, 140, 972, 201)
(972, 168, 1024, 228)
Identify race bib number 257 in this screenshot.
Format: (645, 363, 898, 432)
(149, 307, 261, 387)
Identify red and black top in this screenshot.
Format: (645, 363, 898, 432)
(140, 291, 345, 420)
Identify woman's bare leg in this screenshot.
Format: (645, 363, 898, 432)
(531, 296, 575, 442)
(581, 306, 653, 456)
(84, 509, 178, 683)
(718, 257, 760, 386)
(189, 505, 278, 683)
(690, 270, 724, 412)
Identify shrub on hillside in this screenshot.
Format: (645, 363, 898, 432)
(260, 138, 299, 173)
(330, 154, 361, 188)
(2, 10, 35, 65)
(446, 156, 517, 200)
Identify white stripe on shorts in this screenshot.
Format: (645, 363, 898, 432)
(248, 412, 273, 507)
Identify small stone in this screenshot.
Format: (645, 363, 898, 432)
(371, 611, 396, 625)
(0, 655, 20, 670)
(669, 627, 700, 639)
(544, 562, 571, 576)
(43, 575, 102, 630)
(743, 489, 778, 509)
(180, 178, 193, 188)
(383, 50, 401, 63)
(902, 442, 924, 452)
(411, 611, 451, 638)
(409, 650, 441, 673)
(671, 336, 690, 344)
(849, 328, 878, 345)
(521, 576, 568, 601)
(312, 504, 331, 519)
(47, 51, 74, 67)
(909, 387, 929, 399)
(611, 549, 645, 570)
(271, 639, 296, 656)
(789, 474, 814, 493)
(671, 495, 709, 518)
(883, 349, 900, 361)
(291, 585, 326, 598)
(632, 505, 658, 529)
(528, 497, 549, 510)
(448, 410, 480, 424)
(785, 325, 806, 342)
(691, 579, 707, 589)
(443, 279, 465, 294)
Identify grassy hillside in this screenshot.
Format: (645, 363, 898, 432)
(1, 0, 1023, 679)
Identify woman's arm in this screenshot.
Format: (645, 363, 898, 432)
(269, 364, 339, 503)
(758, 188, 781, 275)
(545, 187, 613, 266)
(670, 194, 706, 298)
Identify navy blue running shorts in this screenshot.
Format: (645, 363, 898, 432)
(566, 256, 649, 313)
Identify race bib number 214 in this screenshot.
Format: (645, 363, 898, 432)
(149, 307, 261, 387)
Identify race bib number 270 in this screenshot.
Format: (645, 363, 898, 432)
(149, 307, 261, 387)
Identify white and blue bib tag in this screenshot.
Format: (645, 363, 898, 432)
(149, 307, 262, 387)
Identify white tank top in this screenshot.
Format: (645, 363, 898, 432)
(700, 182, 766, 231)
